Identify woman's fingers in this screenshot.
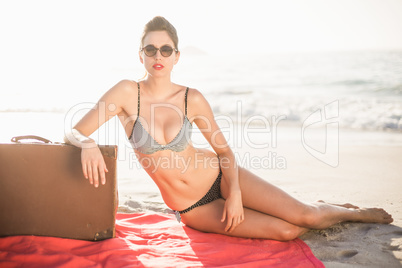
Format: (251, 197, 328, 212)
(225, 215, 245, 232)
(100, 164, 108, 186)
(225, 215, 236, 232)
(230, 218, 239, 232)
(81, 147, 108, 188)
(92, 164, 99, 187)
(82, 162, 88, 179)
(87, 164, 93, 185)
(224, 219, 231, 232)
(221, 209, 227, 223)
(87, 162, 107, 187)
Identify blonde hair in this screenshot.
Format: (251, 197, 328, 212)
(140, 16, 179, 51)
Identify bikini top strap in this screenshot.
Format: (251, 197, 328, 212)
(137, 82, 141, 116)
(184, 87, 189, 116)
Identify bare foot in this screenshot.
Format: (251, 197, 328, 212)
(354, 208, 393, 224)
(316, 200, 360, 209)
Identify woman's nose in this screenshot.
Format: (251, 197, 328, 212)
(154, 49, 162, 59)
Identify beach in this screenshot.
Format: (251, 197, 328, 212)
(1, 49, 402, 267)
(1, 112, 401, 267)
(1, 0, 402, 265)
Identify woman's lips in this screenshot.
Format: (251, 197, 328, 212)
(153, 64, 164, 70)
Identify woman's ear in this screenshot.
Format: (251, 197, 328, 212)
(139, 51, 144, 64)
(174, 51, 180, 65)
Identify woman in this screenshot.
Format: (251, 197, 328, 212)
(65, 16, 393, 241)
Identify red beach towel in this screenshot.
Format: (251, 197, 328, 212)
(0, 213, 324, 267)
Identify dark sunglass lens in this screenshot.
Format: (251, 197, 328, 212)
(144, 45, 157, 56)
(160, 46, 174, 57)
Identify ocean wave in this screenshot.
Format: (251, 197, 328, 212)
(330, 79, 376, 86)
(374, 84, 402, 95)
(2, 94, 401, 132)
(209, 94, 402, 132)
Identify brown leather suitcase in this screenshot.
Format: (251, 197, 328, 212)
(0, 135, 118, 241)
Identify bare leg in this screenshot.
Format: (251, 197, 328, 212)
(220, 167, 393, 229)
(181, 166, 392, 241)
(307, 202, 393, 228)
(181, 199, 309, 241)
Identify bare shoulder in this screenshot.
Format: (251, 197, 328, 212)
(187, 88, 209, 106)
(107, 79, 138, 97)
(99, 79, 138, 105)
(186, 88, 214, 117)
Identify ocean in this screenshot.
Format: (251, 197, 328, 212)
(175, 50, 402, 132)
(1, 49, 401, 132)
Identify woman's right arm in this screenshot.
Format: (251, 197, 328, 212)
(64, 80, 137, 187)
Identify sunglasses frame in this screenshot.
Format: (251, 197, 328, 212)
(141, 45, 178, 57)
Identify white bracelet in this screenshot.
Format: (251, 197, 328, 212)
(64, 129, 97, 149)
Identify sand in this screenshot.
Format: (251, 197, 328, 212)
(1, 112, 401, 267)
(270, 130, 402, 268)
(118, 125, 402, 267)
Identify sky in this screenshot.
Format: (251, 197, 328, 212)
(0, 0, 402, 107)
(1, 0, 402, 57)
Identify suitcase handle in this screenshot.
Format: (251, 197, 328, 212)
(11, 135, 52, 144)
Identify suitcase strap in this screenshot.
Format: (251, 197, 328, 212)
(11, 135, 52, 144)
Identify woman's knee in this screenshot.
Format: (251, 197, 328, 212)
(275, 225, 305, 241)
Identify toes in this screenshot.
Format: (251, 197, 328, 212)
(377, 209, 393, 223)
(383, 215, 393, 224)
(344, 203, 360, 209)
(360, 208, 393, 224)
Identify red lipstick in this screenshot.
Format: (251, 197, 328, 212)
(153, 64, 164, 70)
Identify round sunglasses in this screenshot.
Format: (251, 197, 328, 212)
(141, 45, 178, 57)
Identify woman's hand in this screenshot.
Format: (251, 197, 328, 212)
(81, 146, 108, 188)
(221, 191, 244, 232)
(64, 128, 109, 187)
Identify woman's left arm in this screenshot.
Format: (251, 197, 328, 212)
(190, 89, 244, 233)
